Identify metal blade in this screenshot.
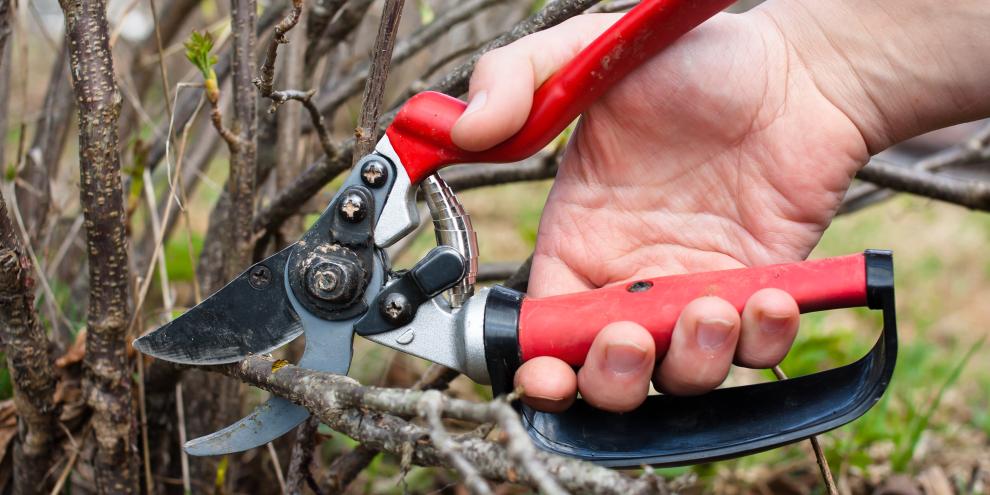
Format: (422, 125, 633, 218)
(183, 253, 384, 456)
(133, 245, 302, 365)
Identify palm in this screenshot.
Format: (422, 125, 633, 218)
(529, 14, 868, 297)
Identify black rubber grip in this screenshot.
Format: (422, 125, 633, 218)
(483, 285, 524, 396)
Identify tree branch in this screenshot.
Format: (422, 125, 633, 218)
(854, 158, 990, 211)
(352, 0, 405, 163)
(213, 355, 659, 494)
(314, 0, 501, 117)
(840, 123, 990, 215)
(303, 0, 374, 68)
(226, 0, 259, 278)
(0, 187, 58, 495)
(322, 362, 460, 493)
(59, 0, 140, 490)
(256, 0, 303, 98)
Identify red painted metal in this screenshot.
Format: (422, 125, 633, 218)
(517, 253, 869, 366)
(385, 0, 735, 184)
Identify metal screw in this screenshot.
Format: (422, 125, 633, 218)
(627, 280, 653, 293)
(380, 292, 413, 325)
(249, 265, 272, 290)
(338, 192, 367, 223)
(313, 269, 338, 292)
(361, 160, 387, 188)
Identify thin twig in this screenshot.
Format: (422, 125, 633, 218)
(255, 0, 303, 97)
(773, 366, 838, 495)
(136, 352, 155, 495)
(175, 383, 192, 494)
(418, 391, 494, 495)
(147, 0, 173, 117)
(49, 425, 91, 495)
(314, 0, 500, 116)
(267, 442, 288, 494)
(352, 0, 406, 163)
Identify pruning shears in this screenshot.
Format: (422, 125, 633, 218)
(135, 0, 897, 467)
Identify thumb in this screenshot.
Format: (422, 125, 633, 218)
(450, 14, 620, 151)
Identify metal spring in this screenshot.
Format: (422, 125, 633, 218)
(422, 174, 478, 307)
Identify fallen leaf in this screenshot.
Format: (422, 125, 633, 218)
(55, 329, 87, 369)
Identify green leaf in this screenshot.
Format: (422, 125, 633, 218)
(184, 30, 218, 80)
(416, 0, 435, 24)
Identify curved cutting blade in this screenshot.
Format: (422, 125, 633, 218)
(133, 245, 303, 365)
(184, 252, 385, 456)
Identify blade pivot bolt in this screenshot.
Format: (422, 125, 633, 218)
(305, 258, 362, 304)
(380, 292, 413, 325)
(339, 192, 368, 223)
(249, 265, 272, 290)
(360, 160, 388, 188)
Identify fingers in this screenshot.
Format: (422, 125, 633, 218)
(514, 356, 577, 413)
(576, 321, 656, 412)
(518, 291, 801, 413)
(450, 14, 620, 151)
(736, 288, 800, 368)
(654, 297, 741, 395)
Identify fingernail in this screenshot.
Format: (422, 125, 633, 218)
(605, 341, 648, 374)
(462, 90, 487, 117)
(759, 312, 792, 334)
(697, 318, 733, 350)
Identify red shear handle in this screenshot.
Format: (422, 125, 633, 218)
(385, 0, 735, 184)
(517, 253, 869, 366)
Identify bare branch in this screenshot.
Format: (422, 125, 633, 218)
(226, 0, 259, 277)
(216, 355, 660, 494)
(322, 362, 461, 493)
(315, 0, 501, 116)
(256, 0, 303, 98)
(440, 149, 560, 191)
(840, 123, 990, 215)
(476, 261, 523, 283)
(854, 158, 990, 211)
(353, 0, 405, 162)
(429, 0, 602, 97)
(18, 43, 73, 248)
(59, 0, 140, 490)
(323, 445, 378, 494)
(304, 0, 347, 54)
(418, 391, 494, 495)
(304, 0, 374, 67)
(285, 416, 321, 495)
(0, 188, 58, 495)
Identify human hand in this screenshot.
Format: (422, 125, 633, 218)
(450, 1, 990, 412)
(452, 10, 863, 412)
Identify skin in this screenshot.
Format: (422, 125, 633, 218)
(451, 0, 990, 413)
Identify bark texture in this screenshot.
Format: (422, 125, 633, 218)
(59, 0, 139, 492)
(0, 191, 58, 495)
(226, 0, 259, 278)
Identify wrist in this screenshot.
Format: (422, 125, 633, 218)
(755, 0, 990, 153)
